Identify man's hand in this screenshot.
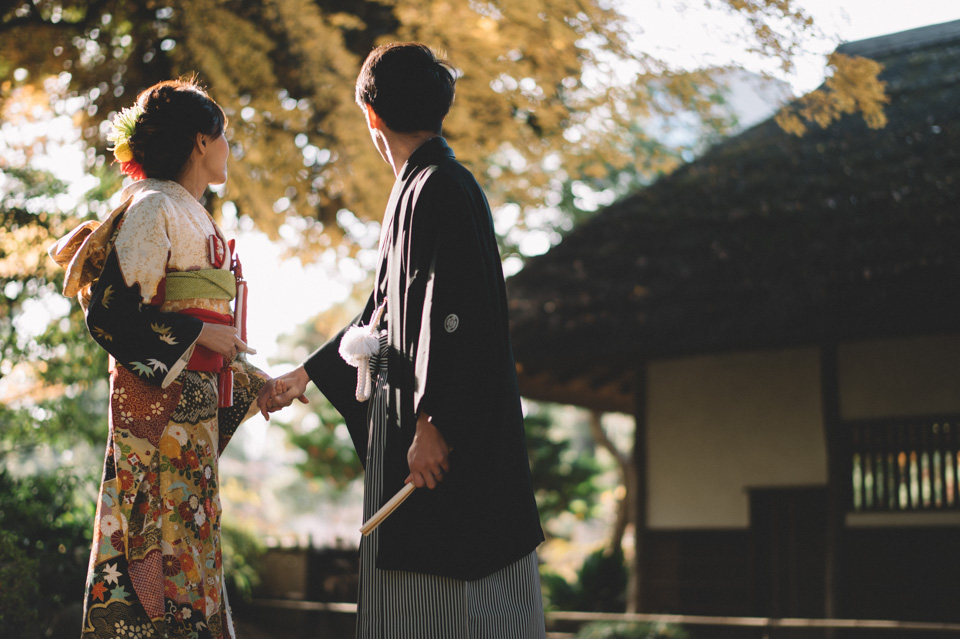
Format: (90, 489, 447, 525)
(257, 365, 310, 420)
(406, 412, 450, 489)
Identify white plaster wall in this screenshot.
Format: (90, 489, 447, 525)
(839, 334, 960, 420)
(646, 347, 827, 529)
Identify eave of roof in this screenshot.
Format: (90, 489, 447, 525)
(507, 20, 960, 411)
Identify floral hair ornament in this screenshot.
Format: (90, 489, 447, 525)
(107, 104, 146, 180)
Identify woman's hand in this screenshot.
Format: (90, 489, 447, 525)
(196, 322, 256, 360)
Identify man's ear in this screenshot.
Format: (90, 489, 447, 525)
(364, 103, 383, 131)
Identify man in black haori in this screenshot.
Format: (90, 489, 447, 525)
(261, 43, 545, 638)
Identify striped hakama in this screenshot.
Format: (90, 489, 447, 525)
(357, 338, 546, 639)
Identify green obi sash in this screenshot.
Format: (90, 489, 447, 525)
(165, 269, 236, 302)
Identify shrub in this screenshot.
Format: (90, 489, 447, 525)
(543, 546, 628, 612)
(0, 530, 42, 639)
(0, 470, 94, 634)
(222, 523, 266, 603)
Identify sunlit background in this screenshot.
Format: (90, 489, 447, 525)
(4, 1, 960, 637)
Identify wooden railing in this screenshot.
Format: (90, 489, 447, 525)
(248, 600, 960, 637)
(849, 417, 960, 511)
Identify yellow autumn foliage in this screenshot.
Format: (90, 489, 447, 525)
(776, 53, 889, 136)
(0, 0, 886, 255)
(0, 223, 59, 278)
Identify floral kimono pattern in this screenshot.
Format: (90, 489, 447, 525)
(55, 180, 265, 639)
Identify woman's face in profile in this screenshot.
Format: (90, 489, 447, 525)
(204, 131, 229, 186)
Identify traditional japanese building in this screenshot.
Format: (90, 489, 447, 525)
(508, 19, 960, 623)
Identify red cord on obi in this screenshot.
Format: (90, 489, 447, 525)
(179, 308, 234, 408)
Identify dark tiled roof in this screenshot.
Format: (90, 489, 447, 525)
(507, 20, 960, 412)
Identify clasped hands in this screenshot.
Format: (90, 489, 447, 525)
(198, 323, 309, 418)
(205, 326, 447, 489)
(257, 365, 311, 419)
(254, 365, 451, 489)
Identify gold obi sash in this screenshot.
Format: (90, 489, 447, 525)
(164, 269, 237, 303)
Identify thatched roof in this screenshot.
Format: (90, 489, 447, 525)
(507, 20, 960, 413)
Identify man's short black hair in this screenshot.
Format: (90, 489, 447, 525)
(355, 42, 456, 134)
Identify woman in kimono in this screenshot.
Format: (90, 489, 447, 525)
(49, 78, 266, 639)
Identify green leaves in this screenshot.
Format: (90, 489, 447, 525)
(0, 165, 108, 457)
(525, 410, 605, 533)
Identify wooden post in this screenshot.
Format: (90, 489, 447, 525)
(630, 360, 648, 613)
(820, 343, 843, 628)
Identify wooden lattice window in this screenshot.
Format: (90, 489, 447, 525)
(849, 417, 960, 511)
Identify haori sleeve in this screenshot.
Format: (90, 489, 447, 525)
(304, 293, 379, 464)
(411, 175, 501, 450)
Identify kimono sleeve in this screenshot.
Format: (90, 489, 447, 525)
(86, 249, 203, 388)
(304, 293, 377, 463)
(411, 175, 504, 449)
(112, 191, 172, 303)
(216, 356, 268, 455)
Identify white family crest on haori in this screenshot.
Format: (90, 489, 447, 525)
(339, 301, 387, 401)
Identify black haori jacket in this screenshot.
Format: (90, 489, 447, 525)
(304, 137, 543, 580)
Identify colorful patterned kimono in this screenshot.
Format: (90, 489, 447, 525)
(50, 179, 265, 639)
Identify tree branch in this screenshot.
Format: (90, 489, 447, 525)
(587, 409, 635, 556)
(588, 408, 628, 469)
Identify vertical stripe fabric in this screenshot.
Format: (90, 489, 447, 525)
(357, 337, 545, 639)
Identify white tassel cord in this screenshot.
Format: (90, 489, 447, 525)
(339, 301, 387, 401)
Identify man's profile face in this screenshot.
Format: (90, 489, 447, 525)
(362, 103, 390, 165)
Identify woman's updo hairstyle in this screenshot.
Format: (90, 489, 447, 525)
(127, 77, 226, 181)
